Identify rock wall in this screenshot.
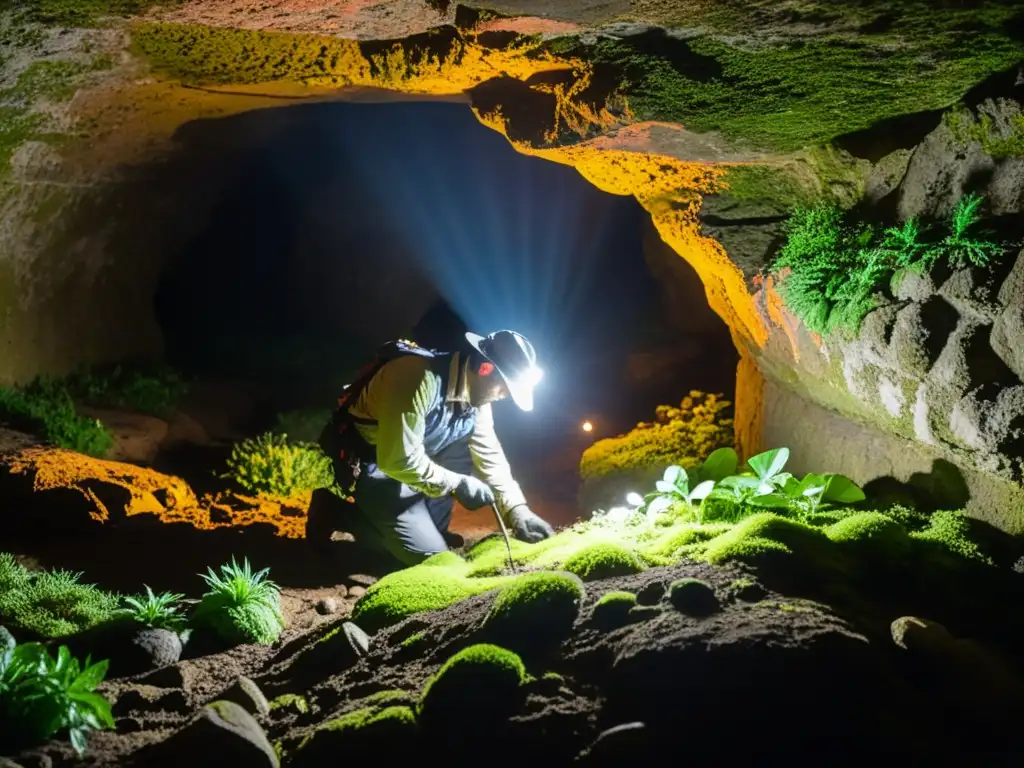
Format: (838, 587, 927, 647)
(740, 91, 1024, 528)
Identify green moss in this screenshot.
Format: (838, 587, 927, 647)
(400, 632, 425, 648)
(268, 693, 309, 714)
(351, 553, 506, 632)
(297, 704, 417, 756)
(825, 511, 911, 558)
(362, 689, 415, 707)
(699, 513, 832, 568)
(7, 61, 91, 102)
(0, 554, 122, 638)
(485, 572, 584, 651)
(13, 0, 169, 26)
(418, 644, 525, 726)
(911, 510, 994, 565)
(945, 104, 1024, 158)
(719, 163, 819, 208)
(563, 9, 1024, 152)
(591, 590, 637, 628)
(563, 542, 644, 581)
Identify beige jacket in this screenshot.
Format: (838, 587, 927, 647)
(348, 352, 527, 519)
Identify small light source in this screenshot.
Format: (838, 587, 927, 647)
(581, 420, 593, 433)
(625, 492, 644, 508)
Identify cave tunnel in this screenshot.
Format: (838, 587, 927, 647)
(152, 97, 738, 507)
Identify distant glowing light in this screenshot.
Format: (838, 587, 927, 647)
(581, 420, 593, 433)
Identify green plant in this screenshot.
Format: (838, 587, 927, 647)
(121, 585, 186, 632)
(0, 559, 122, 638)
(580, 391, 734, 480)
(223, 432, 334, 497)
(562, 542, 645, 581)
(192, 558, 285, 645)
(772, 193, 1009, 335)
(0, 627, 114, 755)
(64, 363, 189, 417)
(0, 378, 113, 457)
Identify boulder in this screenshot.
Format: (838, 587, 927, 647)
(141, 700, 279, 768)
(218, 676, 270, 718)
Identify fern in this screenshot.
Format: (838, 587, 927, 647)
(772, 193, 1008, 336)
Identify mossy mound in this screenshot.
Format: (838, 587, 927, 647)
(563, 542, 645, 581)
(349, 501, 1010, 635)
(417, 644, 526, 729)
(293, 704, 418, 765)
(700, 514, 834, 570)
(592, 591, 637, 629)
(667, 578, 720, 617)
(350, 552, 506, 632)
(484, 572, 585, 653)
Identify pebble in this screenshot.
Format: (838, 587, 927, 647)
(315, 597, 339, 615)
(347, 586, 367, 599)
(347, 573, 377, 587)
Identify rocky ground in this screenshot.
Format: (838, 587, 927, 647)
(4, 387, 1024, 767)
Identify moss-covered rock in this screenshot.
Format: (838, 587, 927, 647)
(826, 512, 912, 565)
(667, 578, 720, 617)
(563, 542, 645, 581)
(484, 571, 585, 653)
(350, 552, 504, 632)
(700, 513, 833, 570)
(417, 644, 526, 729)
(591, 591, 637, 629)
(910, 510, 995, 566)
(294, 704, 418, 765)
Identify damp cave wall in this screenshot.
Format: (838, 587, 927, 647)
(3, 7, 1024, 530)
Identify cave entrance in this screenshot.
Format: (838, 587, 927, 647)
(152, 97, 737, 514)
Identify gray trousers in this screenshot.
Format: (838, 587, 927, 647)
(306, 439, 473, 567)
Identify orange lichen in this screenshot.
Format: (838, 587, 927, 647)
(760, 271, 802, 362)
(3, 447, 309, 537)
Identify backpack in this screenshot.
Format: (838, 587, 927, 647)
(319, 339, 442, 498)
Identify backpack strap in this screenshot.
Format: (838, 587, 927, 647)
(320, 339, 444, 496)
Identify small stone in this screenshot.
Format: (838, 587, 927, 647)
(635, 581, 666, 606)
(668, 578, 720, 617)
(219, 676, 270, 717)
(347, 585, 367, 599)
(147, 700, 278, 767)
(316, 597, 339, 615)
(343, 621, 371, 657)
(347, 573, 377, 587)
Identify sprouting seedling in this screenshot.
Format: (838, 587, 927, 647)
(642, 465, 716, 523)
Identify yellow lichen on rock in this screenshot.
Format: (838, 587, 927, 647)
(1, 447, 309, 537)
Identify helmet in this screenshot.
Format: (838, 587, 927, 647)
(465, 330, 542, 411)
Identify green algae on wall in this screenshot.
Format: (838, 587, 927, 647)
(944, 104, 1024, 159)
(545, 7, 1024, 152)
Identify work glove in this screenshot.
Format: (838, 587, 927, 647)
(453, 475, 495, 510)
(507, 505, 554, 543)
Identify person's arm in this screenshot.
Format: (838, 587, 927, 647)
(372, 356, 464, 498)
(467, 403, 527, 519)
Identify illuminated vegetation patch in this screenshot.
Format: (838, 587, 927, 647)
(580, 391, 733, 481)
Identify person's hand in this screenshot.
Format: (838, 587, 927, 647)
(508, 505, 554, 543)
(453, 475, 495, 510)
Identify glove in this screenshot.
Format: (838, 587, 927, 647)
(507, 505, 554, 543)
(453, 475, 495, 510)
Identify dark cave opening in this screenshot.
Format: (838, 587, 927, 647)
(152, 99, 738, 495)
